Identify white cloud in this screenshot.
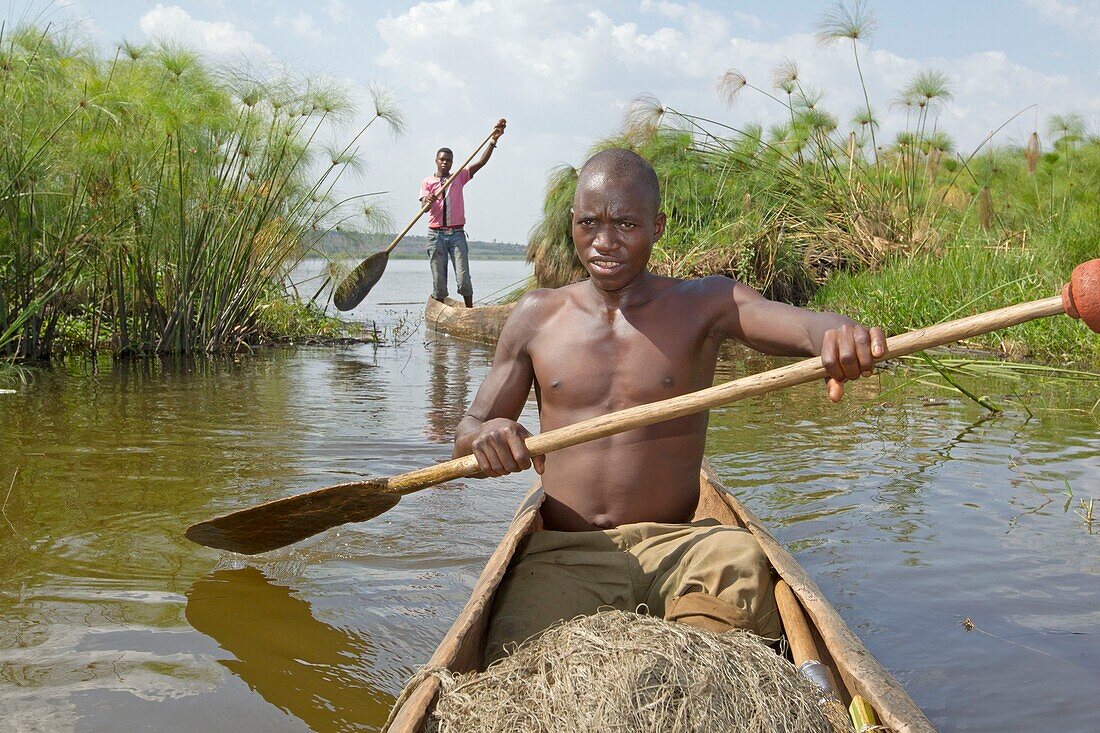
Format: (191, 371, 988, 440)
(641, 0, 764, 34)
(37, 0, 1100, 245)
(381, 2, 1097, 144)
(376, 0, 731, 104)
(274, 11, 324, 43)
(362, 0, 1100, 242)
(326, 0, 351, 23)
(138, 4, 270, 58)
(1023, 0, 1100, 39)
(730, 10, 767, 33)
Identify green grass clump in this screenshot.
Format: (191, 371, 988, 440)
(812, 225, 1100, 365)
(525, 1, 1100, 365)
(254, 298, 349, 341)
(0, 23, 401, 362)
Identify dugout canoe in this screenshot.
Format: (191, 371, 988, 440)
(424, 297, 514, 345)
(383, 460, 935, 733)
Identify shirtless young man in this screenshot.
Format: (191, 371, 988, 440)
(454, 148, 886, 662)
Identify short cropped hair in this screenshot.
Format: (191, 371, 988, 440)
(576, 148, 661, 214)
(437, 147, 454, 157)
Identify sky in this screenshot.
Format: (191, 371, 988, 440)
(9, 0, 1100, 244)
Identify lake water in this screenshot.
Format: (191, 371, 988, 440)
(1, 258, 1098, 732)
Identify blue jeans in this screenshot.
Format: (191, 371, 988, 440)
(428, 228, 472, 301)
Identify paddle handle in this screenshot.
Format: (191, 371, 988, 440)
(383, 128, 499, 256)
(775, 580, 820, 667)
(385, 294, 1070, 492)
(775, 579, 840, 698)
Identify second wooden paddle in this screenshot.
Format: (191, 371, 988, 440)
(332, 123, 503, 311)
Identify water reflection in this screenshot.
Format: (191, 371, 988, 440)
(0, 354, 307, 593)
(424, 336, 474, 443)
(186, 567, 393, 732)
(2, 314, 1097, 732)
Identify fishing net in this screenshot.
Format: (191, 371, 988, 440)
(417, 610, 851, 733)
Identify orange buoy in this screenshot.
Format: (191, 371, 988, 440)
(1062, 259, 1100, 333)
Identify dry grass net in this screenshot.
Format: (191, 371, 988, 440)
(418, 610, 851, 733)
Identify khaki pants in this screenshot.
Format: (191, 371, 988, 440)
(484, 519, 781, 665)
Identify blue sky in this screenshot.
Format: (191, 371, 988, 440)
(10, 1, 1100, 243)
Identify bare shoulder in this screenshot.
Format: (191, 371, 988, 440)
(498, 286, 571, 346)
(681, 274, 765, 307)
(688, 273, 739, 295)
(509, 286, 571, 320)
(660, 275, 768, 341)
(660, 274, 741, 310)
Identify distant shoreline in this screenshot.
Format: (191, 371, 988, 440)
(302, 230, 527, 260)
(386, 253, 526, 261)
(300, 254, 527, 262)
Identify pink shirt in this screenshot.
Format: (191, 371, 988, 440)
(420, 168, 473, 228)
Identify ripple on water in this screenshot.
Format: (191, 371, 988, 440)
(2, 302, 1097, 732)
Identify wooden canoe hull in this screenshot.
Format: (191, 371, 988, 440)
(384, 462, 936, 733)
(424, 297, 514, 345)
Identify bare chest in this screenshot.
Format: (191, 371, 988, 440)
(530, 309, 716, 417)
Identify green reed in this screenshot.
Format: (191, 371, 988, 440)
(813, 224, 1100, 365)
(524, 1, 1100, 365)
(0, 23, 401, 360)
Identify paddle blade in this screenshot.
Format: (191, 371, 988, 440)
(185, 480, 400, 555)
(333, 251, 389, 311)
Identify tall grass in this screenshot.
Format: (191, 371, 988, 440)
(524, 1, 1099, 364)
(814, 221, 1100, 364)
(0, 23, 401, 361)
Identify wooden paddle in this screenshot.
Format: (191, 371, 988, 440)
(332, 125, 503, 312)
(187, 260, 1100, 554)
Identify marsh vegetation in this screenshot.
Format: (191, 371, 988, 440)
(526, 1, 1099, 365)
(0, 23, 401, 365)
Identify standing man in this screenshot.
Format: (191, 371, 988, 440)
(420, 119, 507, 308)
